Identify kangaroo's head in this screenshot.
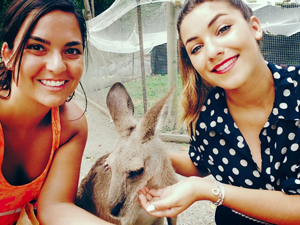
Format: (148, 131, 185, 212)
(105, 82, 175, 219)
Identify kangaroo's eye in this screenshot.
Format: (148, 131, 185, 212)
(128, 168, 144, 178)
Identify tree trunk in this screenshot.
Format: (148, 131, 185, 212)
(166, 2, 178, 130)
(83, 0, 93, 20)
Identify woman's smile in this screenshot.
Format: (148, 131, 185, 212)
(212, 55, 239, 74)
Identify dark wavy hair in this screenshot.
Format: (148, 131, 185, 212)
(0, 0, 87, 100)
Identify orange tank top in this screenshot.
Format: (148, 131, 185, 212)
(0, 107, 61, 225)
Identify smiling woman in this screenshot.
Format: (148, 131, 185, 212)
(0, 1, 112, 225)
(138, 0, 300, 224)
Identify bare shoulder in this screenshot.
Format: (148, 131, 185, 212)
(58, 101, 88, 146)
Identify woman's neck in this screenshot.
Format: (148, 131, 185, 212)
(225, 62, 275, 111)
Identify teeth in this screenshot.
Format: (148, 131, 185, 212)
(41, 80, 65, 87)
(216, 57, 237, 71)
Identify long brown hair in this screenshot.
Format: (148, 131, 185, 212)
(177, 0, 255, 134)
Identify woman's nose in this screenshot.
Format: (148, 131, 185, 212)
(46, 51, 67, 74)
(206, 40, 224, 61)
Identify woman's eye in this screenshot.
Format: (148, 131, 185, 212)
(191, 45, 203, 54)
(218, 25, 231, 35)
(65, 48, 82, 55)
(26, 44, 44, 51)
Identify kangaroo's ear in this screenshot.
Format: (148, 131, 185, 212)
(138, 84, 176, 142)
(106, 82, 137, 136)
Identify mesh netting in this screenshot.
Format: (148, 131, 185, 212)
(79, 0, 300, 117)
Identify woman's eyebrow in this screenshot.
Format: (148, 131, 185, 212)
(65, 41, 83, 47)
(29, 36, 50, 45)
(184, 13, 227, 46)
(208, 13, 226, 28)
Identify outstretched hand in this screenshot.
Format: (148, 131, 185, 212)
(138, 177, 205, 218)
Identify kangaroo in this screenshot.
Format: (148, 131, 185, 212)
(76, 82, 178, 225)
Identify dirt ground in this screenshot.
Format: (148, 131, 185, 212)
(73, 94, 216, 225)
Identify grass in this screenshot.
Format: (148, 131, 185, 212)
(103, 74, 183, 118)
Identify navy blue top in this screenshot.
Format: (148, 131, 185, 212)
(189, 62, 300, 224)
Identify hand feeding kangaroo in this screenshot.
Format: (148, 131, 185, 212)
(76, 82, 178, 225)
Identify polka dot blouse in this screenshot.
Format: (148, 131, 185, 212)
(189, 62, 300, 224)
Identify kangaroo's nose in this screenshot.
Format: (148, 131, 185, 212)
(46, 52, 67, 74)
(110, 199, 125, 217)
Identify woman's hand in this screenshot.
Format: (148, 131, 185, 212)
(138, 177, 210, 218)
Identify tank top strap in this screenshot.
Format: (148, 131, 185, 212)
(51, 107, 61, 150)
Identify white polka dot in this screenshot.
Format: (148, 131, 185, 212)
(190, 152, 195, 157)
(220, 139, 226, 146)
(245, 179, 253, 186)
(193, 162, 198, 166)
(288, 66, 296, 72)
(253, 170, 260, 178)
(277, 127, 283, 135)
(203, 139, 209, 145)
(209, 131, 216, 137)
(295, 179, 300, 185)
(197, 147, 201, 153)
(209, 155, 214, 161)
(217, 117, 223, 123)
(216, 175, 223, 181)
(297, 189, 300, 194)
(264, 121, 270, 128)
(196, 156, 200, 161)
(211, 110, 215, 116)
(207, 99, 211, 105)
(200, 122, 206, 129)
(234, 123, 238, 129)
(273, 72, 280, 79)
(283, 89, 291, 97)
(201, 105, 207, 112)
(279, 102, 288, 109)
(200, 145, 205, 151)
(237, 142, 244, 148)
(224, 108, 228, 114)
(288, 133, 295, 140)
(213, 148, 219, 155)
(275, 162, 280, 170)
(240, 159, 248, 167)
(228, 176, 234, 183)
(218, 165, 224, 172)
(210, 121, 216, 127)
(291, 165, 297, 172)
(267, 136, 271, 143)
(270, 176, 275, 182)
(215, 93, 220, 99)
(265, 148, 270, 155)
(275, 64, 282, 69)
(222, 157, 229, 164)
(281, 147, 287, 155)
(224, 125, 230, 134)
(266, 167, 271, 174)
(272, 108, 279, 115)
(283, 156, 288, 163)
(195, 130, 200, 136)
(208, 160, 214, 165)
(291, 143, 299, 151)
(237, 136, 244, 142)
(266, 183, 274, 190)
(233, 168, 239, 175)
(192, 136, 196, 141)
(287, 77, 293, 83)
(262, 130, 267, 136)
(229, 149, 236, 156)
